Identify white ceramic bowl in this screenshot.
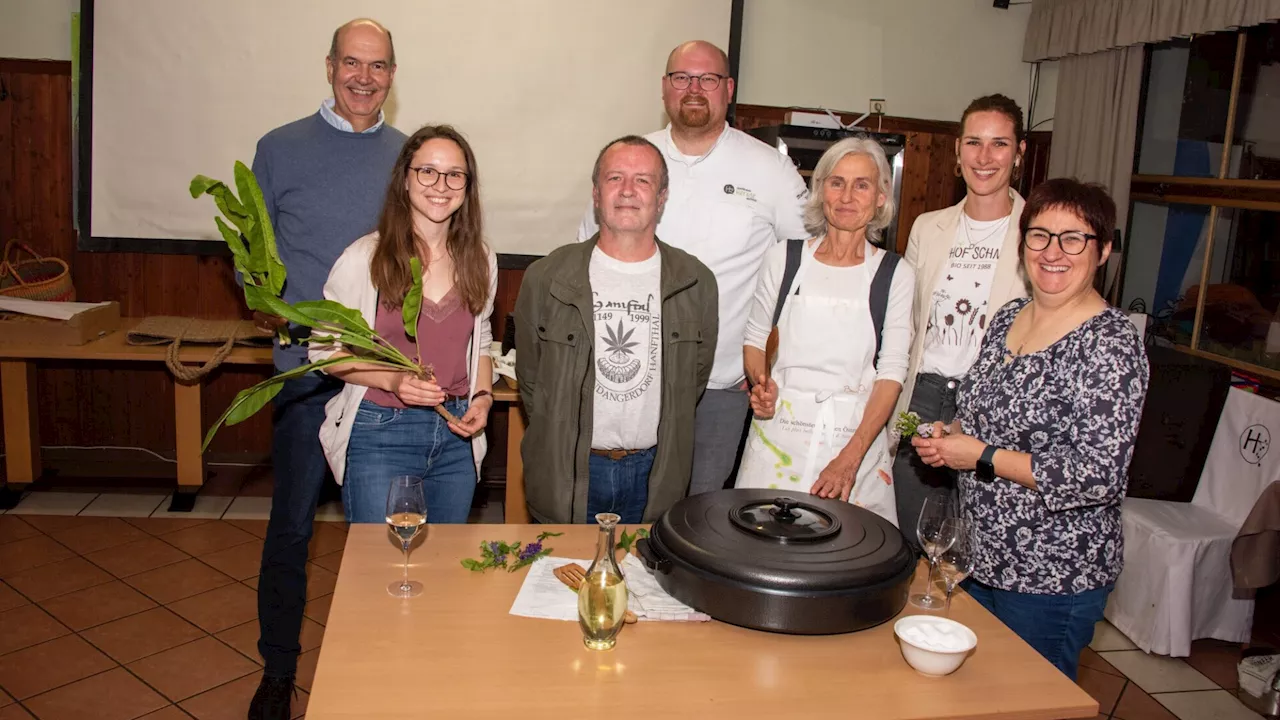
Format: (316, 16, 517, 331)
(893, 615, 978, 676)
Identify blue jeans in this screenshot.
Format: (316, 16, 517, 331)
(586, 448, 655, 523)
(343, 399, 476, 524)
(962, 578, 1113, 680)
(259, 371, 342, 678)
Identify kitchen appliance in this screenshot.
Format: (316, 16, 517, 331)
(636, 489, 914, 635)
(747, 125, 907, 247)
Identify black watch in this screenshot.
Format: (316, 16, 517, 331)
(976, 444, 998, 482)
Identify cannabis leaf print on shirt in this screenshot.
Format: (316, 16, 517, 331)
(597, 321, 641, 383)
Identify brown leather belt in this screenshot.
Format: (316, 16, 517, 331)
(590, 448, 646, 461)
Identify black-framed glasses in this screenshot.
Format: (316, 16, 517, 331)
(1024, 227, 1097, 255)
(410, 166, 469, 191)
(665, 72, 727, 91)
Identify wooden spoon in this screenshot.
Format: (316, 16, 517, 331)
(553, 563, 638, 624)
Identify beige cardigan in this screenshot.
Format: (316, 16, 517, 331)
(893, 189, 1029, 421)
(309, 232, 497, 484)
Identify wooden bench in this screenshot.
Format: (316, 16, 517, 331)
(1, 319, 530, 518)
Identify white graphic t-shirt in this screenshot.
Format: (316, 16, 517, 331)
(919, 214, 1009, 378)
(589, 246, 662, 450)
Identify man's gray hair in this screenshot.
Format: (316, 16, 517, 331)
(328, 19, 396, 66)
(591, 135, 669, 193)
(802, 136, 896, 243)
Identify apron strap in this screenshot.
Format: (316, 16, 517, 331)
(869, 251, 902, 371)
(771, 238, 806, 328)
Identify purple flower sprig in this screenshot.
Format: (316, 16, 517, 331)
(460, 531, 563, 573)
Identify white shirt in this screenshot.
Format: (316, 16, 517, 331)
(589, 247, 663, 450)
(579, 123, 809, 390)
(318, 98, 386, 134)
(919, 215, 1009, 378)
(744, 240, 915, 386)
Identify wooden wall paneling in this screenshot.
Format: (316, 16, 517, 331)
(0, 70, 14, 245)
(895, 132, 932, 254)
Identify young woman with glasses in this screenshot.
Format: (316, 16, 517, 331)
(309, 124, 498, 524)
(909, 179, 1150, 680)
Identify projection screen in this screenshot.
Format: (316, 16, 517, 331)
(86, 1, 731, 255)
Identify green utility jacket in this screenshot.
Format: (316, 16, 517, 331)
(514, 236, 719, 524)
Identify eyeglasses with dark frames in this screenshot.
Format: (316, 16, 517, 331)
(1023, 227, 1097, 255)
(665, 72, 727, 91)
(410, 166, 469, 191)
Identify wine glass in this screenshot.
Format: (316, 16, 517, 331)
(938, 521, 975, 612)
(386, 475, 427, 598)
(909, 493, 959, 609)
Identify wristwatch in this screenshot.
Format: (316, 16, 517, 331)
(976, 444, 998, 482)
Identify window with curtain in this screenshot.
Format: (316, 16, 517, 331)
(1124, 22, 1280, 380)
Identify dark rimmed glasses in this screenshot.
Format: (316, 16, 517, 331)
(410, 166, 469, 191)
(665, 72, 727, 91)
(1023, 227, 1097, 255)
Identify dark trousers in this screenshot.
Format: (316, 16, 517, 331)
(892, 373, 960, 552)
(257, 372, 342, 678)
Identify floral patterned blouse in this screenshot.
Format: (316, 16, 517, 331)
(956, 298, 1149, 595)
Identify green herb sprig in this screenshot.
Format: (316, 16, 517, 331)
(616, 528, 649, 556)
(894, 411, 924, 439)
(461, 532, 564, 573)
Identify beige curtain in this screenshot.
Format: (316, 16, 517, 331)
(1024, 0, 1280, 61)
(1046, 46, 1146, 299)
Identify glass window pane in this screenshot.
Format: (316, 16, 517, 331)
(1193, 207, 1280, 372)
(1122, 201, 1213, 345)
(1136, 32, 1240, 178)
(1231, 22, 1280, 180)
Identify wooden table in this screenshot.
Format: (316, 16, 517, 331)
(307, 524, 1098, 719)
(0, 321, 526, 514)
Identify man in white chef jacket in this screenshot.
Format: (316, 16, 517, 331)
(578, 40, 808, 495)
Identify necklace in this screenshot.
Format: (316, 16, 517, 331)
(961, 213, 1009, 248)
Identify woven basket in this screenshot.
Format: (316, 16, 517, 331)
(127, 316, 272, 384)
(0, 240, 75, 302)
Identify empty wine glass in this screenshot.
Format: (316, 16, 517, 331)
(386, 475, 427, 598)
(937, 520, 974, 611)
(910, 494, 959, 610)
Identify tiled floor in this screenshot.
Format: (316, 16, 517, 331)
(0, 486, 1266, 720)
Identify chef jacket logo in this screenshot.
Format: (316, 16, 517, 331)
(724, 184, 757, 202)
(1240, 424, 1270, 466)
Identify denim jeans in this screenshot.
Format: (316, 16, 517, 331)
(962, 578, 1114, 680)
(893, 373, 961, 554)
(343, 399, 476, 524)
(258, 371, 342, 678)
(586, 447, 655, 523)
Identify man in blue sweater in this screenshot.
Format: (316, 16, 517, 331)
(248, 18, 407, 720)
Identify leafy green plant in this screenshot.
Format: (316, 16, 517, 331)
(615, 528, 648, 556)
(893, 411, 924, 440)
(461, 532, 564, 572)
(191, 165, 460, 451)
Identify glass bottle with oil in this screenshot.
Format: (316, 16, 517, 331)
(578, 512, 628, 650)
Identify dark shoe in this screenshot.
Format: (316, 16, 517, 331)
(248, 675, 294, 720)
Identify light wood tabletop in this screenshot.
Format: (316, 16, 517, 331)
(307, 524, 1098, 720)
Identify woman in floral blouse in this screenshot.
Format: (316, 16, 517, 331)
(910, 178, 1149, 680)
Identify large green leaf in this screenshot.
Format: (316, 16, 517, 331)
(201, 355, 403, 451)
(215, 216, 251, 278)
(294, 300, 372, 336)
(234, 161, 285, 296)
(190, 175, 252, 237)
(243, 284, 312, 327)
(403, 257, 423, 338)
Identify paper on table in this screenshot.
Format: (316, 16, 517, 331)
(0, 297, 112, 321)
(508, 555, 710, 622)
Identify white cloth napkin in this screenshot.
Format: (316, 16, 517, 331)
(508, 555, 710, 622)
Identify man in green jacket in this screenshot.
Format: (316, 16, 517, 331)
(515, 136, 718, 524)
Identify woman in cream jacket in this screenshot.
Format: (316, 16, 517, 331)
(893, 95, 1030, 547)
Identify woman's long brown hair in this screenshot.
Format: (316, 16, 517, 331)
(371, 124, 489, 315)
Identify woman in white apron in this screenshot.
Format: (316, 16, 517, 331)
(736, 136, 915, 527)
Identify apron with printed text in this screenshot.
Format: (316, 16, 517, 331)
(735, 243, 898, 527)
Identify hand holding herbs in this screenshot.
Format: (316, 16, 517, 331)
(191, 167, 464, 451)
(894, 411, 927, 439)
